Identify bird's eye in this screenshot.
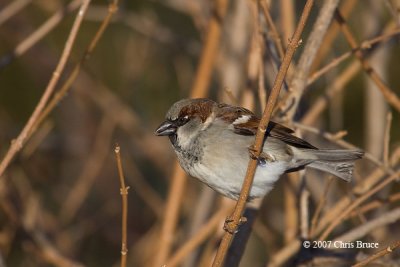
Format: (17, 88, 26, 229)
(176, 115, 189, 126)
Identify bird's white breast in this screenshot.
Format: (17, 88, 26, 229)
(187, 122, 288, 199)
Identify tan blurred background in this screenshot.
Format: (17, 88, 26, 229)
(0, 0, 399, 266)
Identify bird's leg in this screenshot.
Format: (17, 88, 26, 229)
(248, 146, 276, 164)
(248, 145, 259, 160)
(223, 216, 248, 234)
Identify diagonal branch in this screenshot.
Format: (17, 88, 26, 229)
(282, 0, 341, 120)
(0, 0, 92, 178)
(335, 9, 400, 113)
(153, 0, 229, 266)
(211, 1, 315, 266)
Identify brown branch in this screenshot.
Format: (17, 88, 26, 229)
(0, 0, 31, 26)
(0, 0, 92, 178)
(190, 0, 228, 98)
(301, 56, 361, 125)
(300, 189, 310, 239)
(250, 0, 267, 110)
(309, 177, 334, 237)
(12, 171, 84, 267)
(333, 208, 400, 243)
(313, 146, 400, 238)
(335, 9, 400, 113)
(114, 145, 129, 267)
(75, 72, 170, 172)
(308, 26, 400, 85)
(260, 1, 285, 60)
(32, 230, 85, 267)
(279, 0, 295, 47)
(283, 173, 299, 244)
(292, 122, 397, 174)
(350, 192, 400, 217)
(0, 0, 82, 69)
(211, 1, 315, 266)
(268, 186, 399, 267)
(28, 0, 120, 138)
(165, 204, 233, 267)
(60, 116, 116, 223)
(319, 171, 400, 241)
(153, 164, 187, 267)
(310, 0, 357, 71)
(302, 20, 398, 125)
(123, 160, 164, 218)
(283, 0, 341, 120)
(181, 188, 217, 267)
(267, 240, 302, 267)
(352, 240, 400, 267)
(153, 0, 228, 265)
(383, 112, 392, 166)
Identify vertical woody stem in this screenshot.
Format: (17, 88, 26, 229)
(211, 0, 315, 266)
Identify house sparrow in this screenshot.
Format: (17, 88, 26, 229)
(155, 98, 363, 200)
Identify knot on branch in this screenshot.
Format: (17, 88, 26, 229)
(108, 4, 118, 13)
(120, 186, 130, 195)
(223, 216, 247, 234)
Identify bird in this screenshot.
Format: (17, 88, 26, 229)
(155, 98, 363, 200)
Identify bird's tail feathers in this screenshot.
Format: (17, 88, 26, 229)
(303, 149, 364, 182)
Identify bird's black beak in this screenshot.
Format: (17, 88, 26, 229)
(155, 120, 177, 136)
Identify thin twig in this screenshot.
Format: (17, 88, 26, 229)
(166, 204, 233, 267)
(253, 0, 267, 110)
(301, 57, 361, 125)
(279, 0, 295, 47)
(260, 1, 285, 60)
(310, 0, 357, 72)
(313, 146, 400, 238)
(352, 240, 400, 267)
(211, 1, 315, 266)
(309, 177, 333, 237)
(292, 122, 397, 174)
(12, 171, 85, 267)
(28, 0, 120, 137)
(383, 112, 392, 166)
(76, 72, 170, 172)
(60, 116, 116, 223)
(319, 171, 400, 241)
(0, 0, 92, 178)
(349, 192, 400, 217)
(115, 144, 129, 267)
(0, 0, 31, 26)
(308, 26, 400, 85)
(0, 0, 82, 69)
(283, 173, 299, 244)
(282, 0, 341, 119)
(124, 160, 164, 218)
(300, 189, 310, 239)
(384, 0, 400, 26)
(190, 0, 228, 98)
(335, 9, 400, 112)
(333, 208, 400, 243)
(267, 240, 301, 267)
(153, 164, 186, 267)
(153, 0, 228, 265)
(302, 21, 398, 125)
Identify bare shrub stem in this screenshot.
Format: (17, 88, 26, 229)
(0, 0, 92, 178)
(115, 145, 129, 267)
(211, 1, 315, 266)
